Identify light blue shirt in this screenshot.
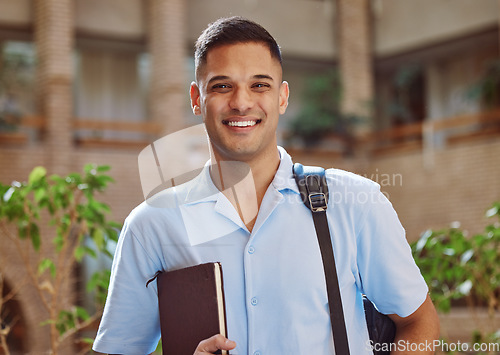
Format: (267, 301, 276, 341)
(93, 147, 428, 355)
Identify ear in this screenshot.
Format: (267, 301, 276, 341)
(279, 81, 289, 115)
(190, 82, 202, 116)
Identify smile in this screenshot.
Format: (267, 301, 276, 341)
(223, 119, 262, 127)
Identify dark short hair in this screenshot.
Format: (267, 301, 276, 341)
(194, 16, 282, 80)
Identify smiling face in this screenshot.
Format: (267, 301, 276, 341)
(190, 42, 289, 164)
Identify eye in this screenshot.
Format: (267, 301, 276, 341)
(211, 83, 231, 92)
(252, 83, 271, 91)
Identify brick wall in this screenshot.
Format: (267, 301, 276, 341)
(289, 137, 500, 241)
(336, 0, 374, 135)
(35, 0, 74, 175)
(370, 137, 500, 241)
(148, 0, 188, 136)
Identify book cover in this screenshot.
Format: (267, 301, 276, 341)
(157, 262, 228, 355)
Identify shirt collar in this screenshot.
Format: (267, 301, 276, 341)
(181, 162, 220, 205)
(181, 146, 300, 206)
(271, 146, 300, 195)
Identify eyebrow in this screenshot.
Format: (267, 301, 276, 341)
(207, 75, 230, 86)
(253, 74, 274, 81)
(207, 74, 275, 86)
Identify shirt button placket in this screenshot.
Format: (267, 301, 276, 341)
(246, 243, 261, 354)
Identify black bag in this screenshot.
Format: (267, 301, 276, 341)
(363, 296, 396, 355)
(293, 163, 396, 355)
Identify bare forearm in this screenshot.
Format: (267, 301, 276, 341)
(391, 323, 439, 354)
(390, 295, 440, 355)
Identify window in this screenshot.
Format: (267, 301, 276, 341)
(0, 41, 36, 131)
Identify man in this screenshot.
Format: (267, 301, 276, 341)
(93, 17, 439, 355)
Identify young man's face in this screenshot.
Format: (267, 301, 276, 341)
(190, 42, 289, 163)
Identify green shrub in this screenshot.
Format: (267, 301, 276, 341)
(0, 165, 120, 354)
(412, 202, 500, 353)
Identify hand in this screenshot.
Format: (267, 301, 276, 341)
(194, 334, 237, 355)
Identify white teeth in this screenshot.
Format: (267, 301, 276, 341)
(227, 120, 257, 127)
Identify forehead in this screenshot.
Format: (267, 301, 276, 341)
(201, 42, 282, 82)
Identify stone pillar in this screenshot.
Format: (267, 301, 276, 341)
(33, 2, 75, 351)
(149, 0, 187, 135)
(336, 0, 374, 137)
(35, 0, 74, 174)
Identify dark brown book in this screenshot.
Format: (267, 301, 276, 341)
(157, 262, 228, 355)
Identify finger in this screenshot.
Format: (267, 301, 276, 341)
(194, 334, 237, 354)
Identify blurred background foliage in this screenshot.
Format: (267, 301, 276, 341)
(287, 69, 355, 146)
(0, 165, 119, 354)
(0, 44, 35, 132)
(412, 202, 500, 353)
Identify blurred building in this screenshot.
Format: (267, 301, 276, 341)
(0, 0, 499, 352)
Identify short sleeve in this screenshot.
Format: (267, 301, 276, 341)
(93, 219, 162, 354)
(356, 185, 428, 317)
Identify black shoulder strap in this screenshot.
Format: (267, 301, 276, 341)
(293, 163, 351, 355)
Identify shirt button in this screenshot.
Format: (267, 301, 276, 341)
(251, 297, 258, 306)
(254, 351, 261, 355)
(248, 246, 255, 254)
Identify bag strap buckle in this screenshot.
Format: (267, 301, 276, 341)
(309, 192, 327, 212)
(293, 163, 329, 213)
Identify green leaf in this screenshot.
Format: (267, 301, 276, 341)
(49, 174, 65, 183)
(56, 309, 76, 335)
(84, 164, 97, 175)
(75, 306, 90, 321)
(3, 186, 15, 202)
(92, 228, 105, 250)
(29, 166, 47, 185)
(106, 225, 120, 243)
(415, 229, 432, 252)
(84, 245, 97, 259)
(155, 339, 163, 353)
(18, 219, 28, 239)
(96, 165, 111, 173)
(486, 205, 500, 218)
(438, 297, 451, 313)
(99, 202, 111, 213)
(30, 222, 41, 251)
(96, 175, 114, 186)
(77, 183, 89, 190)
(38, 258, 56, 278)
(456, 280, 473, 296)
(108, 221, 122, 229)
(86, 270, 111, 294)
(53, 231, 64, 252)
(74, 246, 86, 262)
(81, 337, 94, 345)
(74, 243, 97, 261)
(86, 273, 99, 293)
(103, 248, 114, 259)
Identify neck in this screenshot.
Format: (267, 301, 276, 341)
(209, 147, 281, 231)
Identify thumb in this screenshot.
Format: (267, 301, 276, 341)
(195, 334, 237, 354)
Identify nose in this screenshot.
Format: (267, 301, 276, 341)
(229, 86, 253, 113)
